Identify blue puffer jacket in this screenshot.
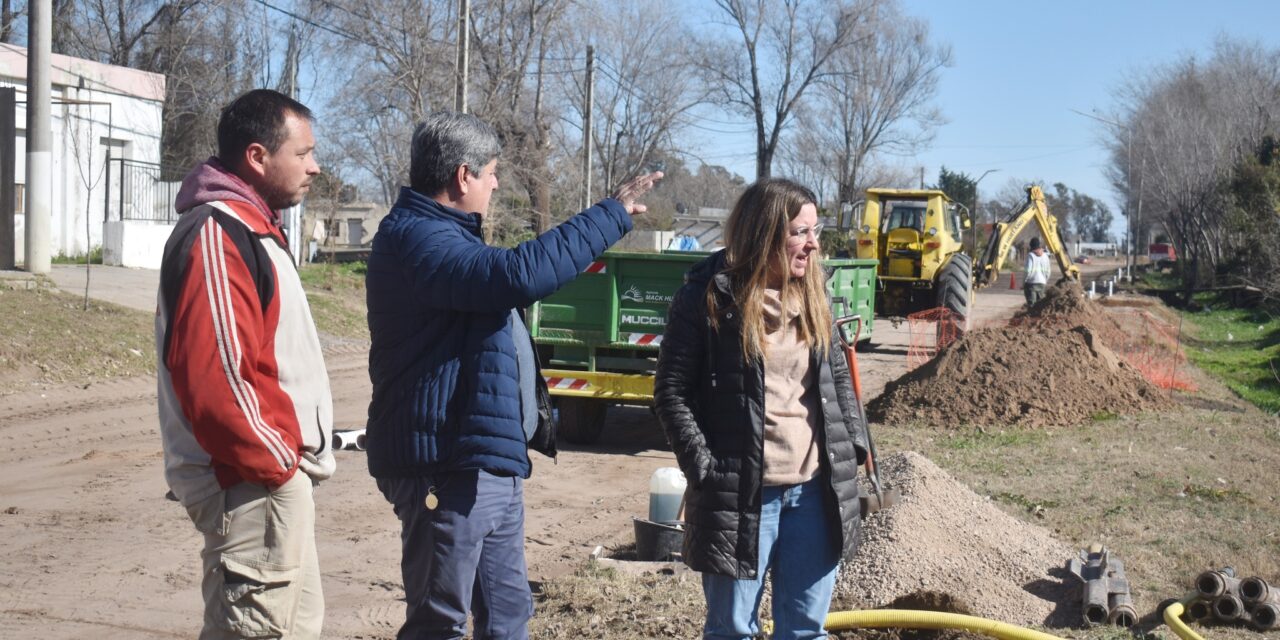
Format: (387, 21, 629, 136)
(365, 187, 632, 479)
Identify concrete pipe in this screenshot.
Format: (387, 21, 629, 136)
(1253, 603, 1279, 631)
(1240, 576, 1272, 606)
(1195, 568, 1239, 599)
(332, 428, 367, 451)
(1185, 599, 1213, 622)
(1107, 601, 1137, 628)
(1212, 593, 1246, 621)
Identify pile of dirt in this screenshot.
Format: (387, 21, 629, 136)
(867, 281, 1163, 427)
(1014, 280, 1125, 336)
(833, 451, 1079, 628)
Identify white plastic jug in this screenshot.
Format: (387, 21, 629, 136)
(648, 467, 687, 523)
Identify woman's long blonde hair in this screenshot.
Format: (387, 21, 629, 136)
(707, 178, 832, 359)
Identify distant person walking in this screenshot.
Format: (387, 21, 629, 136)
(654, 178, 869, 640)
(1024, 236, 1051, 307)
(364, 110, 660, 639)
(156, 89, 334, 639)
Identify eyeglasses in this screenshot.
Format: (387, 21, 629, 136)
(787, 223, 824, 242)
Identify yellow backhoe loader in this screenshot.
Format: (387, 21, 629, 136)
(974, 185, 1080, 289)
(840, 188, 974, 328)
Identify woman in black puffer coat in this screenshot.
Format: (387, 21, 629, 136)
(654, 178, 870, 640)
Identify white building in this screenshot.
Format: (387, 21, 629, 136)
(0, 43, 166, 267)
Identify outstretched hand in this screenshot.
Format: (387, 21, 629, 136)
(611, 171, 664, 215)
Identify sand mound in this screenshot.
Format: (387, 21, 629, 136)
(867, 281, 1163, 427)
(834, 451, 1078, 627)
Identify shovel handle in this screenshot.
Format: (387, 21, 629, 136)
(835, 315, 864, 349)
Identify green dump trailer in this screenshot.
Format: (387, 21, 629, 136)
(531, 250, 878, 444)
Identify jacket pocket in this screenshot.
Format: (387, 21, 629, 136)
(215, 555, 301, 638)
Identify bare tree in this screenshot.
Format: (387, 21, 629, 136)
(323, 0, 456, 202)
(55, 0, 201, 66)
(469, 0, 573, 234)
(1107, 37, 1280, 295)
(797, 5, 949, 205)
(561, 0, 705, 199)
(699, 0, 876, 178)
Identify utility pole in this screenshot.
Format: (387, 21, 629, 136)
(454, 0, 470, 113)
(1071, 108, 1134, 270)
(25, 0, 51, 274)
(918, 166, 925, 189)
(582, 45, 593, 209)
(0, 88, 13, 269)
(282, 24, 303, 265)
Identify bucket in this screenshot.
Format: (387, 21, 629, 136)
(633, 517, 683, 562)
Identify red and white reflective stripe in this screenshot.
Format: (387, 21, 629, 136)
(625, 333, 663, 346)
(545, 376, 592, 391)
(583, 261, 607, 273)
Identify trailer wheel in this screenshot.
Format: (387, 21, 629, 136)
(936, 254, 972, 335)
(558, 397, 608, 445)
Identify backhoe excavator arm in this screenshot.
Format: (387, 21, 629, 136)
(974, 186, 1080, 289)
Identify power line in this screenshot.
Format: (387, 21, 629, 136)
(591, 59, 756, 135)
(250, 0, 379, 49)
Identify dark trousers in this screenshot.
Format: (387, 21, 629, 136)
(1024, 282, 1046, 307)
(378, 470, 533, 640)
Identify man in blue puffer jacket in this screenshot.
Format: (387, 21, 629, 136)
(366, 111, 660, 639)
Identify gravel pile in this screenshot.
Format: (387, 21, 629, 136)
(834, 451, 1080, 628)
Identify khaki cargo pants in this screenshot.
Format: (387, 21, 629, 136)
(185, 471, 323, 639)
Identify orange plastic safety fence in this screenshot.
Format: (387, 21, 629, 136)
(906, 308, 962, 370)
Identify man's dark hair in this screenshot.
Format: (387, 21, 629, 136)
(217, 89, 313, 169)
(410, 111, 501, 196)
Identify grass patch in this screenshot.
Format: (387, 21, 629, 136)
(51, 246, 104, 265)
(297, 260, 366, 290)
(937, 429, 1048, 451)
(0, 286, 154, 392)
(298, 261, 369, 341)
(1181, 303, 1280, 414)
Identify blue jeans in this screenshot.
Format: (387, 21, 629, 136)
(378, 470, 533, 640)
(702, 477, 839, 640)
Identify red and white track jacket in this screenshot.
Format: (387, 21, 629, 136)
(156, 160, 334, 506)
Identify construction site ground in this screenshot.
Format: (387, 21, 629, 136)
(1, 258, 1277, 639)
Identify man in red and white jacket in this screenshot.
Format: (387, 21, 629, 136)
(156, 89, 333, 639)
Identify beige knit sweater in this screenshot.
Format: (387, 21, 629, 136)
(759, 288, 821, 486)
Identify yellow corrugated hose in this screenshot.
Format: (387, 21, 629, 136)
(820, 609, 1064, 640)
(1162, 592, 1207, 640)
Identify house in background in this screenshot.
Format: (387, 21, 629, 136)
(0, 43, 167, 268)
(304, 201, 386, 262)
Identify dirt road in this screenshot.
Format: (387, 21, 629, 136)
(0, 260, 1118, 638)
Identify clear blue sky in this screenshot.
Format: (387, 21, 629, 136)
(694, 0, 1280, 239)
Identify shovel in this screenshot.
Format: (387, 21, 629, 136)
(835, 315, 900, 517)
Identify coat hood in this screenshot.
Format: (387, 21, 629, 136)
(174, 157, 278, 226)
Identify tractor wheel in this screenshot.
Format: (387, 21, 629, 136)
(557, 397, 608, 445)
(936, 254, 972, 334)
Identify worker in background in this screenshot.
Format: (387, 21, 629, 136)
(1024, 236, 1051, 307)
(654, 178, 869, 640)
(364, 110, 661, 639)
